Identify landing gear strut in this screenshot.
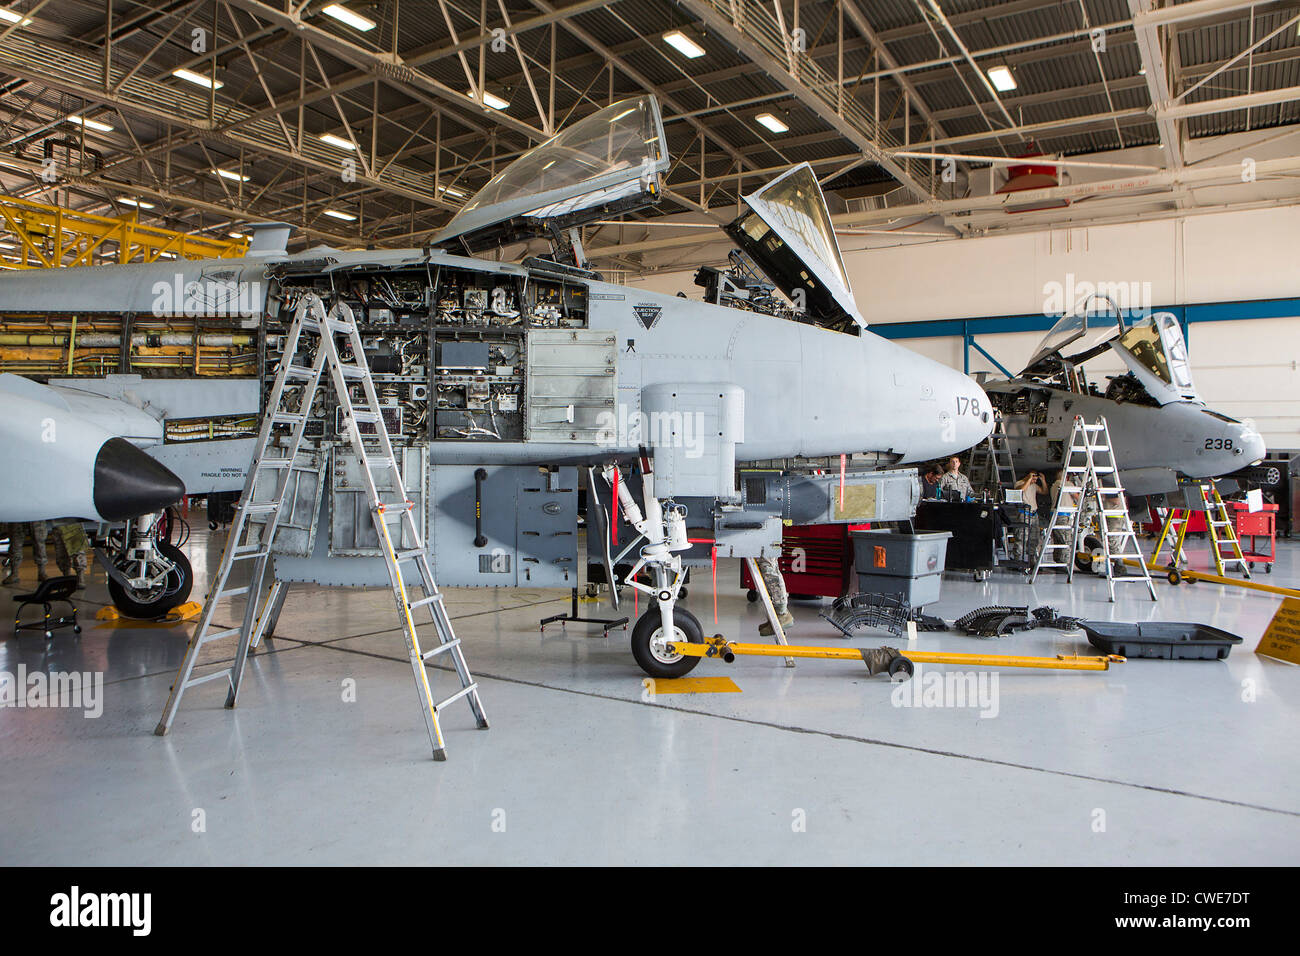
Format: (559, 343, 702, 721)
(604, 462, 702, 678)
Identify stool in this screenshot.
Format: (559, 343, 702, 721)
(13, 576, 81, 639)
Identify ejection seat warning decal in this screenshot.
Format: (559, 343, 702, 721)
(633, 303, 663, 330)
(1256, 598, 1300, 665)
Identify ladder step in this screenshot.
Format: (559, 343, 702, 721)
(284, 364, 317, 380)
(271, 412, 305, 425)
(409, 594, 444, 609)
(199, 627, 242, 644)
(395, 548, 424, 561)
(232, 547, 269, 560)
(339, 365, 366, 380)
(421, 638, 460, 660)
(221, 585, 252, 598)
(182, 670, 233, 691)
(434, 683, 478, 712)
(258, 458, 294, 469)
(241, 503, 280, 515)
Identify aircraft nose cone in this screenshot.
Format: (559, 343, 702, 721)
(1238, 425, 1267, 464)
(92, 437, 186, 521)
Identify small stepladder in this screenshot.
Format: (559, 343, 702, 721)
(155, 293, 487, 760)
(1150, 481, 1252, 579)
(968, 412, 1017, 494)
(1029, 415, 1157, 602)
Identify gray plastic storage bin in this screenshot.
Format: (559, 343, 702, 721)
(850, 529, 953, 607)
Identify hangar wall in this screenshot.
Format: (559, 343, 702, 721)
(626, 203, 1300, 450)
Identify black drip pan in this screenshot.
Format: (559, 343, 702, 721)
(1080, 622, 1244, 660)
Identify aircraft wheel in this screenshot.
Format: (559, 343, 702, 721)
(631, 607, 703, 679)
(108, 542, 193, 619)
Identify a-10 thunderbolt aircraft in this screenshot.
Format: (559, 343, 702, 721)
(0, 96, 992, 674)
(981, 300, 1266, 499)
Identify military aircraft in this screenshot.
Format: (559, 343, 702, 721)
(982, 301, 1266, 499)
(0, 96, 993, 673)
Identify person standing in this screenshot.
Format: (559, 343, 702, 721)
(755, 554, 794, 636)
(51, 520, 90, 589)
(1, 521, 49, 585)
(939, 456, 973, 499)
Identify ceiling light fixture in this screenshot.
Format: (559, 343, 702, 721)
(323, 209, 357, 221)
(0, 8, 32, 25)
(986, 65, 1017, 92)
(480, 91, 509, 110)
(755, 113, 789, 134)
(118, 197, 154, 209)
(67, 115, 115, 133)
(213, 168, 249, 182)
(663, 31, 705, 59)
(322, 4, 376, 31)
(173, 68, 224, 90)
(319, 132, 357, 151)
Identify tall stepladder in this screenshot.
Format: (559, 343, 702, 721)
(1030, 415, 1157, 602)
(155, 293, 487, 759)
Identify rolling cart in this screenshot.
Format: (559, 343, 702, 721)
(1229, 501, 1277, 574)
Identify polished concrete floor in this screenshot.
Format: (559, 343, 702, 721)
(2, 527, 1298, 866)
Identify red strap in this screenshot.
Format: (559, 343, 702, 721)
(611, 467, 619, 546)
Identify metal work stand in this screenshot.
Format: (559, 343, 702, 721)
(540, 586, 628, 636)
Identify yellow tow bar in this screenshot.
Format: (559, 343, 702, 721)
(667, 636, 1123, 678)
(1123, 559, 1300, 599)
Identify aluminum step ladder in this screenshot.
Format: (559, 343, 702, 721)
(968, 411, 1017, 495)
(1030, 415, 1157, 602)
(1150, 481, 1251, 578)
(155, 293, 487, 760)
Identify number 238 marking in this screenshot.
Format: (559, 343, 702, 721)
(1204, 438, 1234, 450)
(956, 396, 982, 417)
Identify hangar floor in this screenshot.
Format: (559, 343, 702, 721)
(2, 528, 1298, 866)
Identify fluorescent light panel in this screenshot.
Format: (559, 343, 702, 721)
(213, 168, 249, 182)
(0, 8, 31, 25)
(323, 209, 356, 221)
(437, 184, 466, 199)
(322, 4, 376, 32)
(986, 65, 1017, 92)
(755, 113, 788, 134)
(67, 115, 114, 132)
(319, 132, 356, 151)
(118, 197, 154, 209)
(663, 31, 705, 59)
(481, 91, 509, 110)
(173, 67, 223, 89)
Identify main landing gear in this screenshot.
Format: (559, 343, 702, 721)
(603, 461, 703, 678)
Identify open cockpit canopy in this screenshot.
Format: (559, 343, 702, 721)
(429, 96, 668, 253)
(725, 163, 866, 333)
(1022, 303, 1201, 406)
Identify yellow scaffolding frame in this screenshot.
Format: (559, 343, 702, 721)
(0, 194, 247, 269)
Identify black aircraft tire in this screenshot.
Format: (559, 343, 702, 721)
(108, 542, 193, 619)
(631, 607, 704, 679)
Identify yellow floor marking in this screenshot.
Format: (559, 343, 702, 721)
(647, 676, 742, 695)
(94, 601, 203, 628)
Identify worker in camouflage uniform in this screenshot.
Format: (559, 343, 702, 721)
(50, 520, 90, 589)
(2, 521, 49, 585)
(755, 554, 794, 636)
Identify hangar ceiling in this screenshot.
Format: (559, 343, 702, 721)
(0, 0, 1298, 268)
